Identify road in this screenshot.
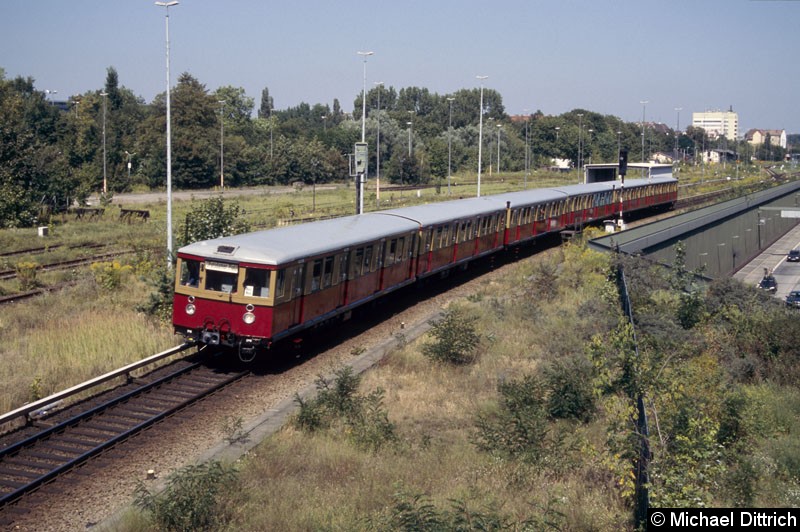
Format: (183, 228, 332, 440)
(734, 222, 800, 301)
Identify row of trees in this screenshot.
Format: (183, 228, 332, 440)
(0, 65, 787, 228)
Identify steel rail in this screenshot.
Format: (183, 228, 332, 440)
(0, 343, 195, 428)
(0, 362, 247, 509)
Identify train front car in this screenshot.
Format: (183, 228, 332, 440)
(172, 213, 420, 361)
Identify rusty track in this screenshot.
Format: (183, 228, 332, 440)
(0, 359, 248, 513)
(0, 250, 133, 281)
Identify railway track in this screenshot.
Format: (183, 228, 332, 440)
(0, 250, 134, 281)
(0, 355, 247, 516)
(0, 242, 106, 260)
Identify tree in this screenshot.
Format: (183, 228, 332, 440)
(258, 86, 273, 119)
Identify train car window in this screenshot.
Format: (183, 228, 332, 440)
(274, 269, 286, 299)
(397, 237, 406, 261)
(323, 256, 334, 288)
(364, 246, 374, 273)
(354, 248, 364, 277)
(434, 226, 443, 250)
(338, 253, 349, 282)
(243, 268, 270, 298)
(205, 261, 239, 293)
(385, 240, 395, 266)
(179, 259, 200, 287)
(311, 259, 323, 292)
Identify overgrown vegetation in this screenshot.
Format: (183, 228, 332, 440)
(294, 366, 397, 452)
(131, 236, 799, 531)
(134, 461, 238, 531)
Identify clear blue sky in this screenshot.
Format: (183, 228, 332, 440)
(2, 0, 798, 134)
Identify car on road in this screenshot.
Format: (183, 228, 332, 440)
(786, 290, 800, 308)
(788, 249, 800, 262)
(758, 274, 778, 292)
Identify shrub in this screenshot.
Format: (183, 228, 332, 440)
(15, 261, 38, 291)
(136, 268, 174, 324)
(293, 366, 396, 451)
(90, 260, 133, 290)
(473, 375, 551, 465)
(422, 306, 480, 365)
(134, 461, 237, 532)
(543, 355, 597, 422)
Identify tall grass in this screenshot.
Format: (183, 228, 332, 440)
(0, 275, 177, 413)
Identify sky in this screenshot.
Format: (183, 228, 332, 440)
(1, 0, 798, 135)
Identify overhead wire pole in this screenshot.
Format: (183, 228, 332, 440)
(156, 0, 179, 269)
(356, 51, 373, 215)
(476, 75, 488, 197)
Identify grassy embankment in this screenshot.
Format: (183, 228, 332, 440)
(121, 235, 800, 531)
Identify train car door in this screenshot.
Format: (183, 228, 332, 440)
(337, 251, 350, 306)
(288, 263, 306, 326)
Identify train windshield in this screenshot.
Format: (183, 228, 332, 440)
(205, 261, 239, 293)
(179, 259, 200, 287)
(243, 268, 270, 297)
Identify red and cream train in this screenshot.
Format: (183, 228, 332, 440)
(172, 176, 677, 360)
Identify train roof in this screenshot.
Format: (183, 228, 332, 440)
(377, 195, 507, 226)
(178, 176, 677, 266)
(178, 213, 419, 265)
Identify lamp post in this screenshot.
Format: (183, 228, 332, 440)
(523, 109, 530, 189)
(125, 150, 136, 184)
(674, 107, 682, 155)
(155, 0, 179, 269)
(375, 81, 383, 209)
(407, 121, 412, 157)
(640, 100, 649, 177)
(617, 130, 622, 161)
(496, 124, 502, 174)
(45, 89, 57, 105)
(476, 75, 488, 197)
(356, 51, 373, 215)
(218, 99, 225, 189)
(447, 97, 455, 195)
(579, 117, 584, 169)
(100, 91, 108, 195)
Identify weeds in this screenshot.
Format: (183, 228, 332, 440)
(134, 461, 238, 532)
(294, 366, 397, 451)
(422, 306, 480, 365)
(221, 416, 247, 445)
(15, 261, 38, 291)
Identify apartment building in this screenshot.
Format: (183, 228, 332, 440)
(691, 109, 739, 141)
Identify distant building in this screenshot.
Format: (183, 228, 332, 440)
(700, 149, 737, 164)
(692, 109, 739, 141)
(745, 128, 787, 149)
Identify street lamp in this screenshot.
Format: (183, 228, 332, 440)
(125, 150, 136, 184)
(674, 107, 682, 154)
(374, 81, 383, 208)
(496, 124, 502, 174)
(577, 113, 583, 172)
(356, 51, 373, 215)
(218, 99, 225, 189)
(100, 91, 108, 195)
(45, 89, 58, 105)
(640, 100, 649, 174)
(155, 0, 179, 269)
(523, 109, 530, 189)
(476, 75, 488, 197)
(447, 96, 455, 195)
(407, 121, 412, 157)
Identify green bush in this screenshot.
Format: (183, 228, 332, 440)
(293, 366, 396, 451)
(422, 306, 480, 365)
(15, 261, 38, 291)
(474, 375, 551, 465)
(543, 355, 597, 422)
(134, 461, 237, 532)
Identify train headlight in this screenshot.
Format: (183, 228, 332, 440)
(243, 312, 256, 324)
(185, 303, 196, 315)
